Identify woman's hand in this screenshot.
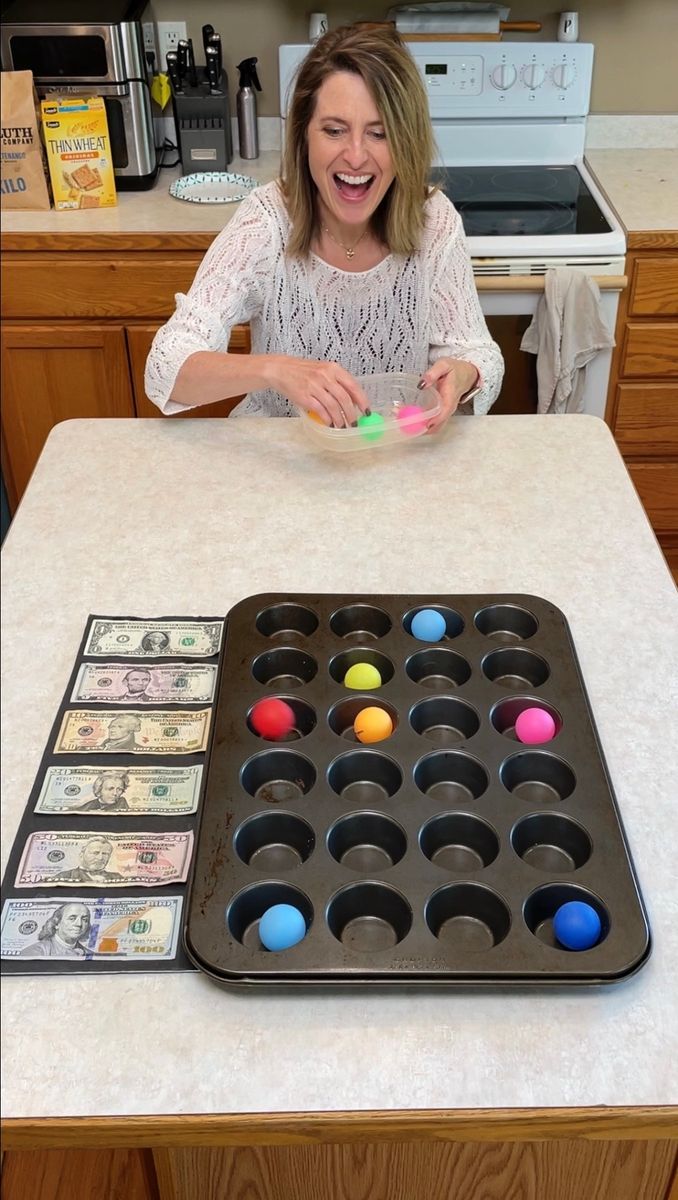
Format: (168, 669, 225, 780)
(265, 355, 370, 427)
(418, 358, 480, 432)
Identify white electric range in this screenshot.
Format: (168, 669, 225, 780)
(279, 42, 625, 416)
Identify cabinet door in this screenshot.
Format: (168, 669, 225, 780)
(1, 323, 135, 509)
(127, 325, 251, 419)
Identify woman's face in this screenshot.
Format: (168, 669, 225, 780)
(306, 71, 395, 233)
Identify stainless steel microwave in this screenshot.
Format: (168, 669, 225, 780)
(1, 0, 157, 190)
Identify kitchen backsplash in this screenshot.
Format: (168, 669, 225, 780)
(145, 0, 678, 118)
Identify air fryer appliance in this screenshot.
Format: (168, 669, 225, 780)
(0, 0, 157, 190)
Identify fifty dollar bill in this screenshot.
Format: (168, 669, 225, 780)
(84, 618, 223, 658)
(16, 829, 194, 888)
(34, 764, 203, 816)
(1, 896, 183, 961)
(71, 662, 217, 704)
(54, 709, 212, 754)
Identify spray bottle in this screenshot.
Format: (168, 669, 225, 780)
(236, 58, 262, 160)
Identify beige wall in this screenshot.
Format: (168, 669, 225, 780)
(149, 0, 678, 117)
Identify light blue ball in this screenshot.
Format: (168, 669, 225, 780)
(553, 901, 601, 951)
(411, 608, 446, 642)
(259, 903, 307, 952)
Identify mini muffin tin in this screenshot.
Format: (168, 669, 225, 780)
(185, 593, 651, 987)
(301, 373, 441, 451)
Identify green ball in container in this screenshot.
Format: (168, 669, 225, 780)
(357, 412, 385, 443)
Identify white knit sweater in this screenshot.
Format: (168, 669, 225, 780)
(145, 180, 504, 417)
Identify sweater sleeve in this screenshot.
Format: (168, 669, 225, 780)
(427, 192, 504, 415)
(144, 187, 276, 414)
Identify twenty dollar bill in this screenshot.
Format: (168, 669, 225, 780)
(84, 619, 223, 658)
(71, 662, 217, 704)
(16, 829, 194, 888)
(34, 765, 203, 816)
(54, 709, 212, 755)
(1, 896, 184, 961)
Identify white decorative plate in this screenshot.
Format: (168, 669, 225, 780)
(169, 172, 258, 204)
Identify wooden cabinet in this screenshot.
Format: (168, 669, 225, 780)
(0, 240, 250, 513)
(606, 244, 678, 579)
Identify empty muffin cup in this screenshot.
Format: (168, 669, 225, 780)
(405, 649, 472, 691)
(246, 696, 316, 742)
(523, 883, 608, 949)
(491, 697, 562, 741)
(252, 648, 318, 690)
(329, 647, 395, 687)
(327, 811, 407, 872)
(474, 604, 538, 643)
(330, 604, 392, 642)
(410, 696, 480, 745)
(327, 881, 412, 951)
(240, 750, 316, 805)
(482, 647, 550, 690)
(511, 812, 591, 873)
(255, 603, 319, 640)
(327, 697, 398, 741)
(234, 811, 316, 872)
(414, 750, 489, 804)
(420, 813, 499, 872)
(501, 751, 576, 803)
(327, 750, 402, 804)
(403, 605, 464, 640)
(227, 881, 313, 950)
(425, 883, 511, 951)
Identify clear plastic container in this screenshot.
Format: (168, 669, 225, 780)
(301, 372, 441, 452)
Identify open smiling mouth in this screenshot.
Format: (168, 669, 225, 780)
(333, 172, 375, 200)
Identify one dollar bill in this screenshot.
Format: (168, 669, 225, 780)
(16, 829, 194, 888)
(1, 896, 183, 961)
(34, 765, 203, 816)
(84, 619, 223, 658)
(71, 662, 217, 704)
(54, 709, 212, 755)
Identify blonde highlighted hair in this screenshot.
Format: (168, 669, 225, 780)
(281, 25, 436, 257)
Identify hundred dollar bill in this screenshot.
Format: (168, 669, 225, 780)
(84, 618, 223, 658)
(54, 709, 212, 755)
(34, 764, 203, 816)
(16, 829, 194, 888)
(1, 896, 183, 961)
(71, 662, 217, 704)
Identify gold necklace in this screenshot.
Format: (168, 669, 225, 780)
(322, 224, 368, 261)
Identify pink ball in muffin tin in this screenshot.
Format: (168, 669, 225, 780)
(515, 707, 557, 744)
(396, 404, 428, 437)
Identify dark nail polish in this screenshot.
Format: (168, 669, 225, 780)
(417, 379, 427, 390)
(364, 407, 371, 417)
(351, 420, 358, 428)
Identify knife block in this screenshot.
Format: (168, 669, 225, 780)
(172, 69, 233, 174)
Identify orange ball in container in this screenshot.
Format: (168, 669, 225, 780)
(354, 706, 393, 744)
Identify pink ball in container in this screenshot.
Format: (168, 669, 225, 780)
(515, 707, 557, 744)
(396, 404, 428, 437)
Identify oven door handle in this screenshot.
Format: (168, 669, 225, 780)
(474, 276, 628, 292)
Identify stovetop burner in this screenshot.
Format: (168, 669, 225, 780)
(429, 165, 613, 238)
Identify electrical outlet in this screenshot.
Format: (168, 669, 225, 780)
(142, 21, 158, 67)
(157, 21, 187, 67)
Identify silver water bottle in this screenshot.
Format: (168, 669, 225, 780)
(236, 58, 262, 159)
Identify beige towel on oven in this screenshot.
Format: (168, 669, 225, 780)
(520, 267, 615, 413)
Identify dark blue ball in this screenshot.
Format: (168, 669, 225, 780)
(553, 901, 602, 951)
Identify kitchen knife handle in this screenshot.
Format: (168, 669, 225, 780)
(209, 32, 222, 79)
(205, 45, 221, 94)
(186, 37, 198, 88)
(166, 49, 183, 94)
(177, 39, 189, 82)
(202, 23, 215, 57)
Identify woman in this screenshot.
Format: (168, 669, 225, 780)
(145, 25, 503, 429)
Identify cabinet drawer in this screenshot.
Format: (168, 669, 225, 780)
(627, 461, 678, 532)
(622, 323, 678, 379)
(629, 257, 678, 317)
(614, 383, 678, 454)
(1, 253, 204, 319)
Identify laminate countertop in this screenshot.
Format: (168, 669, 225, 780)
(585, 149, 678, 240)
(1, 415, 677, 1125)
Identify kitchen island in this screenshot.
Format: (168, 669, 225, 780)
(1, 415, 677, 1199)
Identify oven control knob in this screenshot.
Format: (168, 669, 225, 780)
(490, 63, 518, 90)
(521, 63, 546, 90)
(552, 63, 576, 89)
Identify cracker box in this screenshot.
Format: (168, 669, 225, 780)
(41, 95, 117, 210)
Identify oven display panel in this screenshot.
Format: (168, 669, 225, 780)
(418, 56, 483, 94)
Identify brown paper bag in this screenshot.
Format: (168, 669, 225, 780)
(1, 70, 51, 210)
